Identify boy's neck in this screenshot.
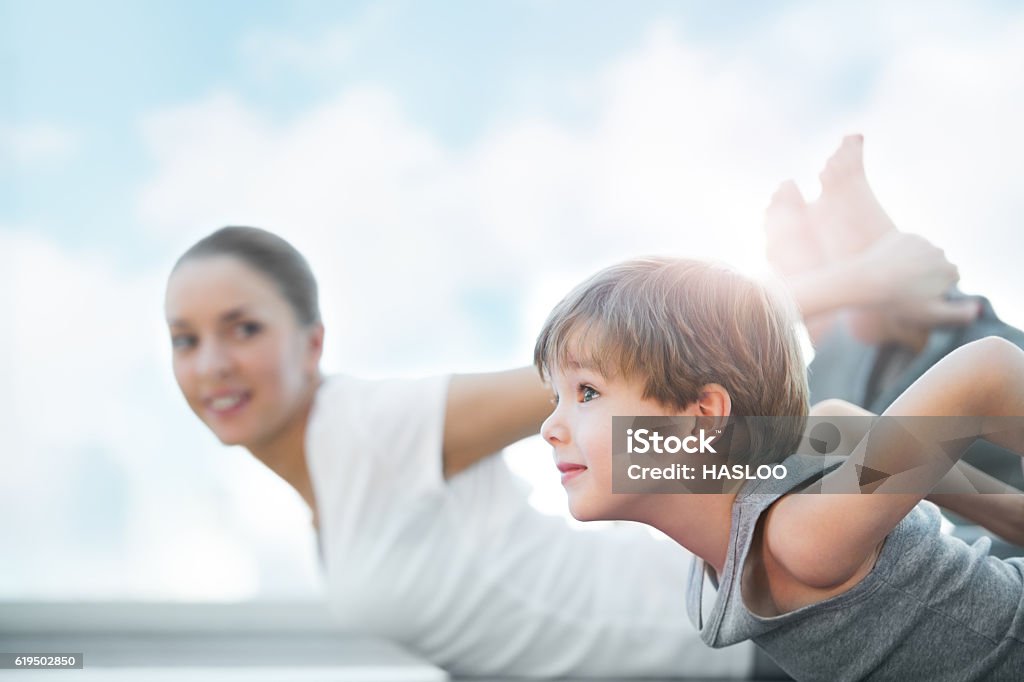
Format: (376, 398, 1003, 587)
(635, 492, 738, 576)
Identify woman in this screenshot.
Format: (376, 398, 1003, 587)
(163, 226, 755, 678)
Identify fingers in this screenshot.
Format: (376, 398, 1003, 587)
(897, 297, 982, 328)
(857, 230, 962, 303)
(916, 258, 960, 295)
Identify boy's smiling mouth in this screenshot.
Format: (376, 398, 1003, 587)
(556, 460, 588, 484)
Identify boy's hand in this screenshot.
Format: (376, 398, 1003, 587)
(930, 492, 1024, 548)
(927, 459, 1024, 548)
(856, 231, 958, 305)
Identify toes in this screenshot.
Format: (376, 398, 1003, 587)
(765, 180, 819, 275)
(819, 161, 836, 188)
(774, 178, 806, 204)
(765, 180, 808, 236)
(768, 179, 807, 211)
(836, 134, 866, 172)
(819, 134, 866, 188)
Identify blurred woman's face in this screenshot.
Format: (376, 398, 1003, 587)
(164, 256, 322, 449)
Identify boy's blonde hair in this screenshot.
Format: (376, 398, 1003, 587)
(534, 257, 809, 465)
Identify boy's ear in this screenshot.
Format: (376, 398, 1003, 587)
(696, 383, 731, 420)
(691, 384, 731, 437)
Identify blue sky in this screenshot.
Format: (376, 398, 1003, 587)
(8, 0, 1018, 267)
(4, 0, 1024, 599)
(4, 0, 858, 260)
(6, 1, 686, 250)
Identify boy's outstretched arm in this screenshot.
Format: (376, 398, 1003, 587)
(442, 367, 553, 479)
(770, 337, 1024, 590)
(810, 399, 1024, 547)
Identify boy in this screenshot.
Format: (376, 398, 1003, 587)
(534, 257, 1024, 680)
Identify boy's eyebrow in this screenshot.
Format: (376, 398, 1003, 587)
(563, 354, 600, 372)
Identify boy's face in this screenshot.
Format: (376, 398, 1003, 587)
(541, 360, 680, 521)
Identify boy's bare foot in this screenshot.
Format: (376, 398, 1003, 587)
(812, 134, 896, 261)
(810, 134, 906, 344)
(763, 180, 823, 278)
(764, 180, 839, 343)
(809, 134, 974, 347)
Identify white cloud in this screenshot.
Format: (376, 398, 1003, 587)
(139, 6, 1024, 373)
(136, 24, 831, 377)
(0, 123, 79, 169)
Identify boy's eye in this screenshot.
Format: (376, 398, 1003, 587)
(580, 385, 599, 402)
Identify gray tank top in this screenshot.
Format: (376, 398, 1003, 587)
(687, 454, 1024, 681)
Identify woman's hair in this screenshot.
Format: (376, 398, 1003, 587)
(534, 256, 809, 465)
(173, 226, 321, 326)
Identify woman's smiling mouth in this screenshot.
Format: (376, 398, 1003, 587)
(205, 390, 252, 416)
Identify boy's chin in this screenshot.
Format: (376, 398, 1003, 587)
(567, 497, 618, 523)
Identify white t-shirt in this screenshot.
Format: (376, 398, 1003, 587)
(306, 373, 754, 678)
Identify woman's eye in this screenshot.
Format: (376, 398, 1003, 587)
(236, 321, 262, 338)
(171, 335, 196, 350)
(581, 385, 599, 402)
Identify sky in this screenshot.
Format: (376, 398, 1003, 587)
(3, 0, 1024, 599)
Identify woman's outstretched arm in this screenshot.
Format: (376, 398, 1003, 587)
(442, 367, 553, 479)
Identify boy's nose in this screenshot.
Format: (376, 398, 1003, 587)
(541, 413, 569, 446)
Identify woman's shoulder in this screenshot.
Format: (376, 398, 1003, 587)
(317, 373, 451, 410)
(308, 373, 452, 447)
